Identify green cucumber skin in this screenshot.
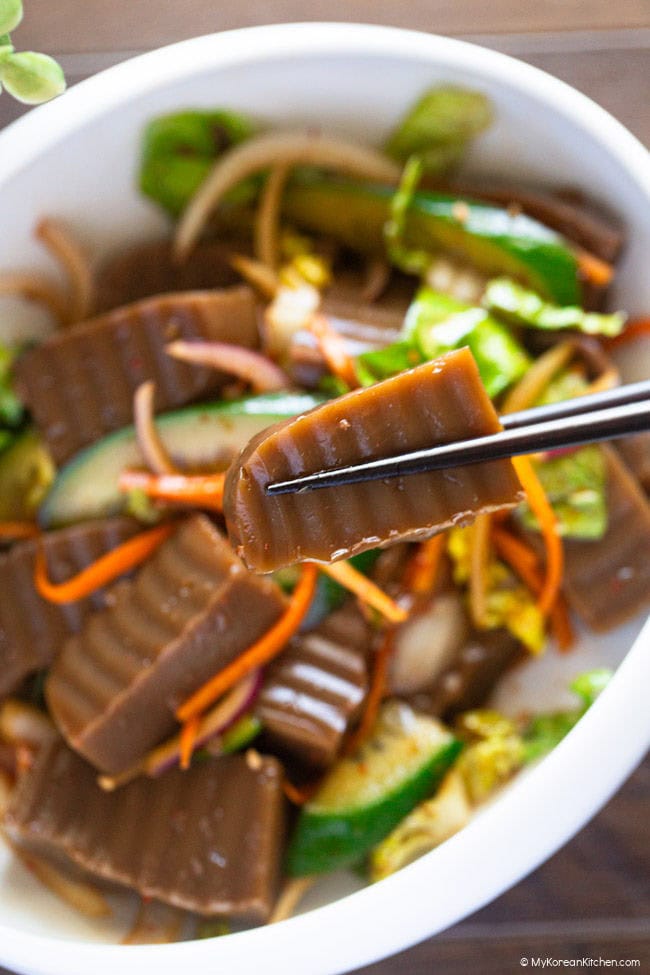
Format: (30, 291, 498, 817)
(283, 178, 581, 306)
(286, 738, 462, 876)
(39, 393, 322, 528)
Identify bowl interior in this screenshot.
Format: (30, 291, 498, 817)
(0, 23, 648, 974)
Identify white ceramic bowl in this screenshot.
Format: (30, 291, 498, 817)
(0, 22, 649, 975)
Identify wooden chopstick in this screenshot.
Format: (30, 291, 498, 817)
(266, 379, 650, 496)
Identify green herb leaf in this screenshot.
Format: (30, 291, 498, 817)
(0, 33, 14, 61)
(0, 0, 22, 36)
(139, 109, 258, 216)
(485, 277, 626, 336)
(385, 86, 493, 174)
(518, 445, 608, 540)
(0, 50, 65, 104)
(405, 286, 531, 398)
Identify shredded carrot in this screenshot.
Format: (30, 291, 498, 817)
(345, 631, 394, 754)
(575, 247, 614, 288)
(469, 514, 491, 629)
(510, 456, 563, 616)
(492, 526, 574, 651)
(492, 526, 539, 578)
(282, 778, 321, 806)
(176, 563, 318, 723)
(307, 314, 359, 388)
(318, 560, 408, 624)
(0, 521, 40, 540)
(119, 470, 225, 512)
(179, 716, 200, 771)
(35, 523, 173, 605)
(606, 317, 650, 349)
(549, 594, 575, 653)
(403, 534, 446, 595)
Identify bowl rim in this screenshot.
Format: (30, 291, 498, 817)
(0, 21, 649, 975)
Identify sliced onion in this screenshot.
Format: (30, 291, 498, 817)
(133, 380, 177, 475)
(99, 669, 263, 789)
(264, 282, 321, 357)
(36, 218, 95, 324)
(0, 699, 58, 749)
(122, 900, 184, 944)
(269, 877, 315, 925)
(174, 130, 401, 262)
(361, 258, 391, 304)
(388, 591, 469, 695)
(0, 272, 69, 324)
(255, 164, 291, 269)
(502, 339, 575, 414)
(166, 340, 290, 393)
(0, 769, 13, 816)
(230, 253, 280, 298)
(9, 842, 111, 918)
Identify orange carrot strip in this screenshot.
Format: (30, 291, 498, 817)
(549, 595, 575, 653)
(35, 523, 173, 605)
(345, 631, 394, 754)
(282, 778, 321, 806)
(403, 534, 446, 595)
(511, 455, 563, 616)
(606, 318, 650, 350)
(119, 471, 225, 512)
(318, 560, 408, 624)
(176, 563, 318, 723)
(492, 526, 540, 577)
(575, 247, 614, 288)
(179, 717, 200, 771)
(0, 521, 40, 540)
(492, 526, 574, 652)
(308, 314, 359, 388)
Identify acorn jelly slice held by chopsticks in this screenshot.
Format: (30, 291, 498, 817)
(224, 348, 523, 572)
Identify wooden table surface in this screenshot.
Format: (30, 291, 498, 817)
(2, 2, 649, 972)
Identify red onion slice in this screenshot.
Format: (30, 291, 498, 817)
(133, 380, 177, 475)
(99, 669, 263, 789)
(166, 340, 290, 392)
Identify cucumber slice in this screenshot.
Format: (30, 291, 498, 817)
(286, 701, 462, 876)
(283, 177, 581, 306)
(39, 393, 322, 528)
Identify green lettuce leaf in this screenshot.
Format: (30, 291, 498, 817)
(140, 109, 258, 216)
(356, 340, 423, 387)
(405, 287, 531, 397)
(519, 445, 608, 540)
(484, 277, 626, 336)
(523, 668, 612, 762)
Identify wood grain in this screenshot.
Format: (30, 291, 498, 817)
(2, 45, 649, 148)
(356, 758, 650, 973)
(13, 0, 650, 53)
(0, 3, 648, 973)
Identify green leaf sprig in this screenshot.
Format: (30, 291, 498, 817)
(0, 0, 65, 104)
